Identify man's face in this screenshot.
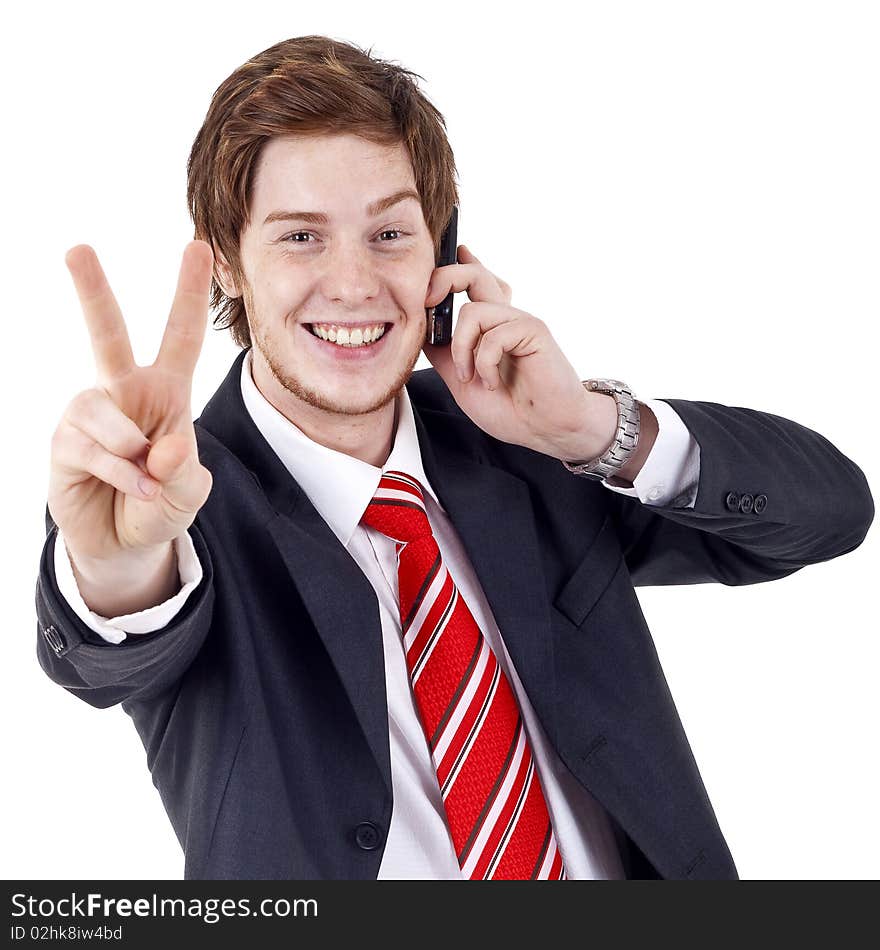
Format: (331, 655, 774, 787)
(230, 133, 436, 419)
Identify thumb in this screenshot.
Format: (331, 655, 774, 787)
(143, 431, 212, 514)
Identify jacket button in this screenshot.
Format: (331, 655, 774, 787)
(754, 493, 767, 514)
(739, 493, 754, 514)
(725, 491, 740, 512)
(41, 624, 66, 656)
(354, 822, 382, 851)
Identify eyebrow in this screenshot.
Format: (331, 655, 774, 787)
(262, 189, 422, 227)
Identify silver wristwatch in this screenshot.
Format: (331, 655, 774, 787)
(560, 379, 641, 480)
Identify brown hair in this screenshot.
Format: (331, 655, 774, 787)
(186, 35, 460, 350)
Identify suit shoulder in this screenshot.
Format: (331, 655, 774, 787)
(406, 367, 465, 417)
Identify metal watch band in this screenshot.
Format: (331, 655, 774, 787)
(560, 379, 641, 480)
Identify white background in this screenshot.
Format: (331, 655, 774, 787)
(2, 0, 877, 880)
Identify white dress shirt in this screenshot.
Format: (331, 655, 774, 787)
(54, 351, 700, 879)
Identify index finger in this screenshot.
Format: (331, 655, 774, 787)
(425, 252, 508, 308)
(65, 245, 136, 381)
(155, 240, 214, 379)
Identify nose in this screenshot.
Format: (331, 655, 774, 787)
(319, 239, 381, 309)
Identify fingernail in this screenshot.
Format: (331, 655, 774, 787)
(457, 365, 468, 382)
(139, 477, 158, 496)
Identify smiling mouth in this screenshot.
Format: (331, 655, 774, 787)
(305, 322, 393, 348)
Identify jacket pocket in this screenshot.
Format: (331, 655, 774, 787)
(553, 512, 624, 628)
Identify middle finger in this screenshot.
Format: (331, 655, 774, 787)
(451, 301, 520, 382)
(155, 241, 214, 380)
(425, 260, 508, 308)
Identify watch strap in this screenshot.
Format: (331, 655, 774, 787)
(560, 379, 641, 480)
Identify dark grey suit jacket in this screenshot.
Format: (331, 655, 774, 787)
(34, 348, 874, 879)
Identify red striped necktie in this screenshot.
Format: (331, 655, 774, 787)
(361, 470, 567, 880)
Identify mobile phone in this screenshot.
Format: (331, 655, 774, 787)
(425, 205, 459, 345)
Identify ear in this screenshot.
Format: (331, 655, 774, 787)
(214, 250, 242, 299)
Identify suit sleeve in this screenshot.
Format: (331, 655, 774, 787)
(34, 505, 215, 708)
(598, 398, 875, 586)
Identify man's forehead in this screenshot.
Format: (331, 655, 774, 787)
(252, 135, 420, 220)
(258, 132, 412, 174)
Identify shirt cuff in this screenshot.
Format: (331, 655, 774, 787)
(601, 398, 701, 507)
(53, 528, 204, 644)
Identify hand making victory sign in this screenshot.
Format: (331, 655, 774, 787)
(421, 245, 619, 463)
(48, 241, 215, 572)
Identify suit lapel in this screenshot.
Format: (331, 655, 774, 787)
(264, 507, 392, 791)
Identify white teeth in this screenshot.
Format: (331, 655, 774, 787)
(310, 323, 387, 347)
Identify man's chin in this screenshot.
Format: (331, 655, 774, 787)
(304, 386, 396, 417)
(279, 370, 406, 418)
(254, 331, 420, 417)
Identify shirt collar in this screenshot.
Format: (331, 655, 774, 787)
(239, 348, 443, 548)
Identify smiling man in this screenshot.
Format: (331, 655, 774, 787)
(36, 35, 873, 881)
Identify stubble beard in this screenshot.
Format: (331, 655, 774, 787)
(246, 292, 424, 418)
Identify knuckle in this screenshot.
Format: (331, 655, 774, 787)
(65, 390, 87, 420)
(71, 387, 99, 410)
(68, 387, 102, 422)
(53, 425, 88, 472)
(479, 324, 498, 345)
(51, 430, 77, 471)
(50, 421, 67, 452)
(200, 467, 214, 503)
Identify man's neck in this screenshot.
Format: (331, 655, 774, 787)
(257, 378, 399, 468)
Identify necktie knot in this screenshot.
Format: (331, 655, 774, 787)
(361, 470, 433, 544)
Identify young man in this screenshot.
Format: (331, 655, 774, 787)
(36, 36, 874, 880)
